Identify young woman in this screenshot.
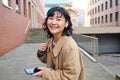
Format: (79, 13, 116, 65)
(33, 6, 85, 80)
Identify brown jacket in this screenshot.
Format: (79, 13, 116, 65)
(38, 36, 85, 80)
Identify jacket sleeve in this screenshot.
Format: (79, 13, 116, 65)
(41, 43, 84, 80)
(37, 50, 47, 63)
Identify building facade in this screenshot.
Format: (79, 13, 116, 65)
(87, 0, 120, 27)
(80, 0, 120, 54)
(0, 0, 45, 56)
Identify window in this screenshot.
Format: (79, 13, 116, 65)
(115, 12, 119, 22)
(23, 0, 27, 16)
(101, 16, 104, 23)
(92, 0, 94, 5)
(90, 0, 92, 6)
(98, 6, 100, 13)
(105, 15, 108, 23)
(105, 1, 108, 10)
(90, 19, 92, 25)
(110, 13, 113, 22)
(101, 4, 104, 11)
(28, 2, 31, 18)
(93, 18, 94, 24)
(90, 10, 92, 15)
(115, 0, 118, 6)
(95, 7, 97, 14)
(2, 0, 12, 9)
(16, 0, 21, 13)
(93, 9, 94, 15)
(95, 18, 97, 24)
(98, 17, 100, 24)
(110, 0, 112, 8)
(95, 0, 97, 3)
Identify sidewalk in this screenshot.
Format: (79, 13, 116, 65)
(0, 43, 115, 80)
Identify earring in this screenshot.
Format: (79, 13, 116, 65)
(65, 24, 68, 28)
(65, 22, 68, 28)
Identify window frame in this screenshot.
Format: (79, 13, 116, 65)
(16, 0, 21, 13)
(2, 0, 12, 9)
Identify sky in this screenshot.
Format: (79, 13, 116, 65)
(46, 0, 69, 4)
(45, 0, 88, 13)
(71, 0, 87, 10)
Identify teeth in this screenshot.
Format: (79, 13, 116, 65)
(51, 26, 57, 29)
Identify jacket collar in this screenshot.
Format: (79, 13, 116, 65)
(49, 36, 68, 57)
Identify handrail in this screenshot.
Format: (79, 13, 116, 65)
(79, 47, 97, 62)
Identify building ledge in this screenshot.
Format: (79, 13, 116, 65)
(73, 26, 120, 34)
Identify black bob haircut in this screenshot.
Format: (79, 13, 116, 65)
(43, 6, 73, 38)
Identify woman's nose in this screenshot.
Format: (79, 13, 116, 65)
(51, 19, 57, 24)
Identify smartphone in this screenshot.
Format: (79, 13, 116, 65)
(24, 68, 35, 75)
(24, 67, 41, 75)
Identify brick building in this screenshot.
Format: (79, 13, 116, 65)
(87, 0, 120, 27)
(0, 0, 45, 56)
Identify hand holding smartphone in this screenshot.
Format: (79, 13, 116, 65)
(24, 67, 41, 75)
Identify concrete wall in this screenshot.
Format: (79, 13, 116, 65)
(97, 34, 120, 53)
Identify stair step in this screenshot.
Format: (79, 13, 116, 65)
(26, 28, 48, 43)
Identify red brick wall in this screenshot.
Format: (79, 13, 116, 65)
(0, 1, 28, 56)
(0, 0, 45, 56)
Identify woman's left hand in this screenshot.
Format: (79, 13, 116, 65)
(32, 67, 44, 77)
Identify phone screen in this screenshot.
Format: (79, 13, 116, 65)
(24, 68, 35, 75)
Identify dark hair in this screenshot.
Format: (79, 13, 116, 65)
(43, 6, 73, 38)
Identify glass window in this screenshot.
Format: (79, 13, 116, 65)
(105, 15, 108, 23)
(16, 0, 21, 13)
(92, 0, 94, 5)
(110, 13, 113, 22)
(115, 0, 118, 6)
(110, 0, 112, 8)
(23, 0, 27, 16)
(101, 16, 104, 23)
(93, 18, 94, 24)
(115, 12, 119, 22)
(98, 5, 100, 13)
(98, 17, 100, 24)
(28, 2, 31, 18)
(95, 18, 97, 24)
(95, 0, 97, 3)
(93, 9, 94, 15)
(95, 7, 97, 14)
(101, 4, 104, 11)
(105, 1, 108, 10)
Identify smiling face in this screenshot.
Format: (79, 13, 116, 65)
(47, 11, 68, 38)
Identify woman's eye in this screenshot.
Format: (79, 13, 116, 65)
(57, 18, 61, 21)
(48, 17, 53, 20)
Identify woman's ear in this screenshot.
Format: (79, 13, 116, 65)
(65, 21, 68, 28)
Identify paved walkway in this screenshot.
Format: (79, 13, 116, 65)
(0, 43, 117, 80)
